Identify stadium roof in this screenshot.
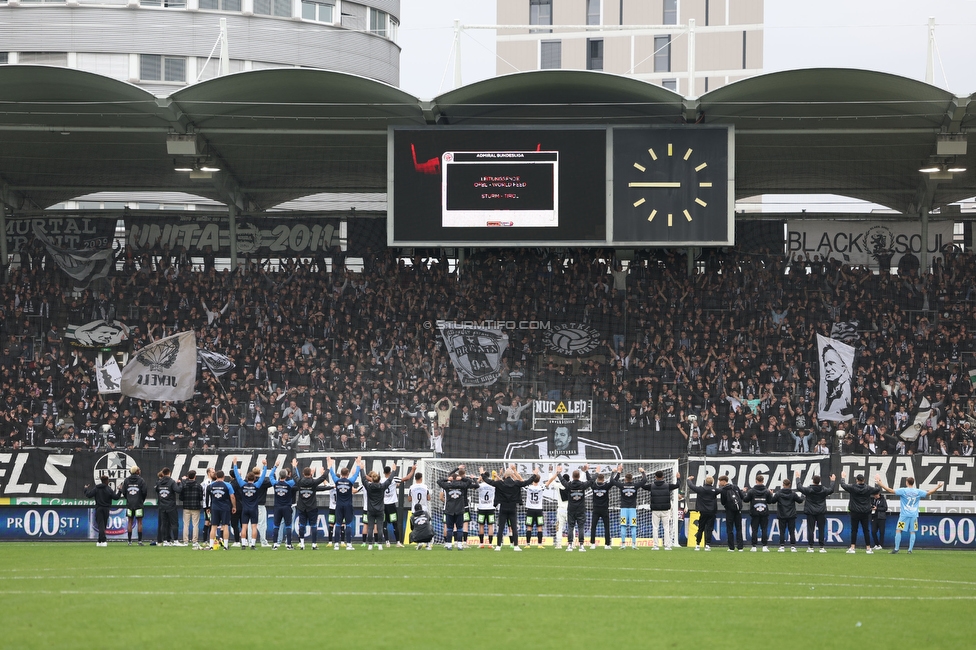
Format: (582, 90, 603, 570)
(0, 65, 974, 216)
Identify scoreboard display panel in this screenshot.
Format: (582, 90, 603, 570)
(390, 127, 607, 246)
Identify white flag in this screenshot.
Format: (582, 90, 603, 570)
(816, 333, 856, 422)
(121, 331, 197, 402)
(197, 348, 234, 376)
(96, 357, 122, 394)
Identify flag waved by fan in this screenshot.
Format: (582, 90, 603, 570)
(120, 331, 197, 402)
(32, 224, 115, 287)
(197, 348, 234, 376)
(96, 356, 123, 394)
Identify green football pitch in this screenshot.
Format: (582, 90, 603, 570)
(0, 543, 972, 649)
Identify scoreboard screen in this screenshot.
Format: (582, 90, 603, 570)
(390, 127, 606, 246)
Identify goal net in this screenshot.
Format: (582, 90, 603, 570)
(418, 458, 680, 547)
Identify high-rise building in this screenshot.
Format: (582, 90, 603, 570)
(496, 0, 763, 95)
(0, 0, 401, 91)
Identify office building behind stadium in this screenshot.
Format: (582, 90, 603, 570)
(0, 0, 401, 90)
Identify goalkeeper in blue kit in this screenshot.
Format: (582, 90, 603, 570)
(874, 474, 943, 553)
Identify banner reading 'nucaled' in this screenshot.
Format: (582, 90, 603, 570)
(121, 331, 197, 402)
(438, 325, 508, 386)
(817, 333, 856, 422)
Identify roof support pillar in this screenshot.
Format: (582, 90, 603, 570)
(0, 210, 8, 282)
(228, 204, 239, 271)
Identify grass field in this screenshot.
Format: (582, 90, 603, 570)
(0, 542, 973, 649)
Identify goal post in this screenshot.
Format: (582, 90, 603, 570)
(419, 458, 679, 547)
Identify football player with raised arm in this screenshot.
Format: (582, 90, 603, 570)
(328, 456, 362, 550)
(875, 474, 943, 554)
(231, 457, 270, 549)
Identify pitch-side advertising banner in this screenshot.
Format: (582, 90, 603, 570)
(786, 219, 954, 267)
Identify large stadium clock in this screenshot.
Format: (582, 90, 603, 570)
(611, 126, 734, 245)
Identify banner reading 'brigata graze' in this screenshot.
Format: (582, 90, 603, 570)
(687, 454, 975, 494)
(786, 219, 954, 267)
(126, 215, 340, 256)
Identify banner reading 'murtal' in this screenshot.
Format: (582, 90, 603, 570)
(120, 331, 197, 402)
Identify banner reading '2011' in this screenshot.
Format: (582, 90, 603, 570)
(126, 215, 340, 256)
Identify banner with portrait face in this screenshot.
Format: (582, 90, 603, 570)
(817, 334, 856, 422)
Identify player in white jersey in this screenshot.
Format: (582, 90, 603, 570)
(476, 472, 497, 548)
(383, 464, 415, 547)
(546, 468, 569, 548)
(524, 473, 547, 547)
(408, 471, 432, 549)
(327, 486, 338, 546)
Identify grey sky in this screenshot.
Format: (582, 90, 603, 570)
(398, 0, 976, 99)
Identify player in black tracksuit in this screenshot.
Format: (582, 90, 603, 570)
(769, 478, 804, 550)
(557, 466, 595, 552)
(155, 468, 181, 545)
(437, 467, 475, 549)
(870, 490, 888, 549)
(841, 472, 880, 553)
(586, 470, 614, 548)
(118, 466, 148, 545)
(717, 475, 744, 551)
(85, 475, 116, 545)
(795, 471, 835, 552)
(743, 476, 774, 551)
(295, 459, 333, 550)
(480, 465, 536, 551)
(358, 460, 394, 550)
(686, 475, 720, 550)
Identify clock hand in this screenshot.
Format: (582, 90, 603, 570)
(628, 182, 681, 188)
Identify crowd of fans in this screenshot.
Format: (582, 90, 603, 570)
(1, 239, 975, 460)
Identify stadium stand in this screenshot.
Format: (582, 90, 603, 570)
(0, 240, 973, 461)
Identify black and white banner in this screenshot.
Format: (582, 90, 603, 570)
(5, 215, 116, 253)
(817, 333, 856, 422)
(0, 450, 429, 499)
(829, 320, 859, 345)
(438, 325, 508, 387)
(126, 215, 340, 257)
(95, 357, 122, 394)
(32, 223, 115, 287)
(786, 219, 954, 267)
(197, 348, 234, 376)
(121, 331, 197, 402)
(65, 320, 130, 348)
(688, 455, 976, 495)
(543, 323, 601, 357)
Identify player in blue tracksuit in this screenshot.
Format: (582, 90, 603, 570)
(231, 457, 270, 549)
(269, 465, 297, 550)
(205, 471, 236, 550)
(329, 456, 362, 550)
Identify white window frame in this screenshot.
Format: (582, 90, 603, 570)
(539, 40, 561, 70)
(140, 54, 187, 83)
(301, 0, 336, 23)
(586, 0, 601, 26)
